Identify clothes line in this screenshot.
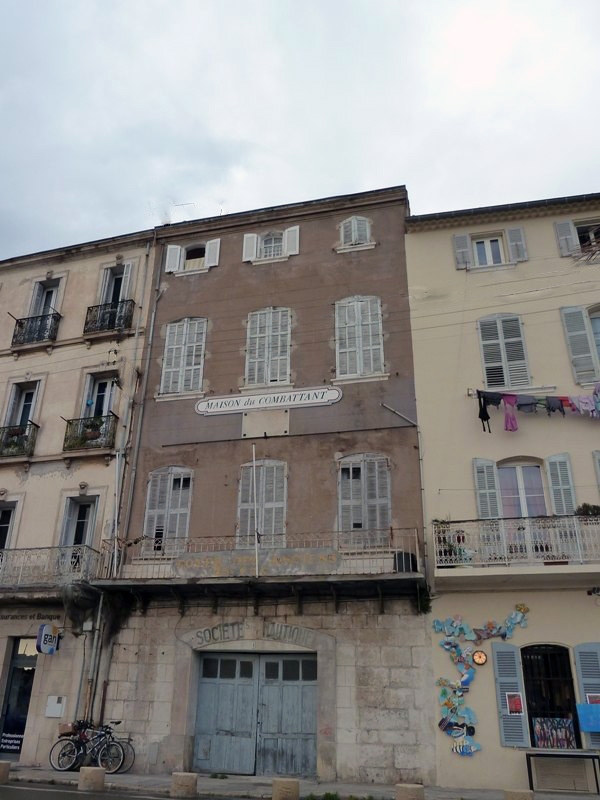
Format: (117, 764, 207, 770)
(476, 384, 600, 433)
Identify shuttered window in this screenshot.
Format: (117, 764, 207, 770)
(453, 228, 527, 269)
(237, 460, 286, 549)
(245, 308, 291, 386)
(492, 643, 530, 747)
(560, 306, 600, 384)
(338, 454, 390, 536)
(242, 227, 300, 262)
(160, 318, 207, 395)
(335, 296, 384, 378)
(341, 216, 371, 247)
(477, 315, 530, 388)
(574, 644, 600, 748)
(545, 453, 576, 515)
(165, 241, 220, 273)
(144, 467, 192, 544)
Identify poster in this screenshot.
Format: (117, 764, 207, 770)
(506, 692, 523, 715)
(532, 717, 576, 749)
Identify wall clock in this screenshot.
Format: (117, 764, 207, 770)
(473, 650, 487, 665)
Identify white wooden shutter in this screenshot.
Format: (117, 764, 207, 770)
(365, 456, 391, 532)
(99, 268, 112, 304)
(119, 262, 132, 300)
(478, 315, 530, 388)
(242, 234, 258, 262)
(575, 644, 600, 748)
(473, 458, 501, 518)
(261, 461, 286, 547)
(204, 238, 220, 268)
(335, 297, 384, 378)
(237, 465, 255, 548)
(144, 470, 170, 539)
(165, 245, 183, 273)
(560, 306, 599, 384)
(492, 643, 529, 748)
(267, 309, 290, 383)
(166, 471, 191, 538)
(29, 282, 45, 315)
(545, 454, 576, 515)
(60, 499, 80, 546)
(359, 297, 384, 375)
(555, 221, 578, 256)
(354, 216, 369, 244)
(284, 226, 299, 256)
(246, 310, 268, 385)
(593, 451, 600, 491)
(339, 460, 363, 531)
(506, 227, 528, 262)
(335, 300, 359, 377)
(341, 219, 354, 247)
(160, 321, 186, 393)
(181, 318, 207, 392)
(453, 234, 472, 269)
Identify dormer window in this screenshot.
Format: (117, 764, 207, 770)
(242, 227, 299, 264)
(164, 240, 220, 273)
(336, 216, 375, 252)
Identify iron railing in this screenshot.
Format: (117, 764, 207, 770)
(99, 528, 421, 581)
(0, 545, 100, 588)
(433, 516, 600, 568)
(0, 421, 39, 458)
(83, 299, 135, 335)
(11, 312, 61, 346)
(63, 413, 118, 451)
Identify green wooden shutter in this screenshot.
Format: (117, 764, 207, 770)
(574, 643, 600, 748)
(560, 306, 599, 384)
(473, 458, 501, 518)
(506, 227, 528, 262)
(545, 454, 576, 515)
(492, 642, 529, 747)
(555, 221, 578, 256)
(453, 234, 472, 269)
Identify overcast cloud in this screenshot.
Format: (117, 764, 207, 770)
(0, 0, 598, 259)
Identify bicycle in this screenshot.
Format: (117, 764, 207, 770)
(49, 719, 124, 773)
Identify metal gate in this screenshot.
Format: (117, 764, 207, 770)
(194, 653, 317, 776)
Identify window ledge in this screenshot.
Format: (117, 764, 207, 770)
(248, 255, 290, 266)
(239, 383, 294, 395)
(483, 385, 557, 393)
(335, 242, 376, 254)
(332, 373, 389, 385)
(466, 262, 518, 273)
(155, 391, 205, 402)
(170, 266, 212, 275)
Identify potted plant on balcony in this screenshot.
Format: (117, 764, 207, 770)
(82, 416, 104, 440)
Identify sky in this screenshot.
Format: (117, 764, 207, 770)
(0, 0, 599, 260)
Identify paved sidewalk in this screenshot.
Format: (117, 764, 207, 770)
(5, 763, 600, 800)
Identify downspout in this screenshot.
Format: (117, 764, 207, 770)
(83, 592, 104, 721)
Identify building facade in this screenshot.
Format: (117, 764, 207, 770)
(0, 231, 154, 765)
(93, 187, 433, 782)
(406, 193, 600, 793)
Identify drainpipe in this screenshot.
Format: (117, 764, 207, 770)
(83, 592, 104, 722)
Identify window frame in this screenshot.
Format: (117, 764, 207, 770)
(143, 466, 193, 549)
(555, 219, 600, 261)
(60, 495, 99, 548)
(453, 227, 528, 270)
(5, 380, 40, 428)
(336, 216, 375, 252)
(244, 308, 291, 388)
(164, 240, 221, 274)
(159, 318, 208, 396)
(0, 503, 17, 549)
(477, 313, 531, 389)
(334, 296, 386, 381)
(242, 227, 300, 264)
(337, 453, 391, 542)
(237, 459, 287, 549)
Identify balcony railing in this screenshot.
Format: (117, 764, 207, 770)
(0, 422, 39, 458)
(83, 299, 135, 335)
(0, 545, 100, 589)
(63, 413, 118, 451)
(433, 516, 600, 568)
(11, 312, 61, 347)
(99, 528, 421, 581)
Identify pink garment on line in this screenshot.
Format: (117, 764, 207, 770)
(503, 394, 518, 432)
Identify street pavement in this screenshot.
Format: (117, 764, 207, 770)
(4, 763, 600, 800)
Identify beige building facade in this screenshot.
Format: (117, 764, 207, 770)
(406, 193, 600, 793)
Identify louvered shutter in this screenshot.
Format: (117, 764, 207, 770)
(242, 234, 258, 262)
(501, 316, 530, 386)
(555, 221, 578, 257)
(359, 297, 384, 375)
(365, 457, 391, 532)
(545, 454, 576, 515)
(99, 268, 112, 304)
(473, 459, 501, 518)
(478, 316, 529, 388)
(144, 471, 170, 540)
(204, 239, 220, 268)
(60, 499, 81, 546)
(237, 465, 255, 547)
(341, 219, 354, 246)
(560, 306, 599, 384)
(284, 226, 299, 256)
(182, 318, 207, 392)
(492, 643, 529, 747)
(506, 228, 528, 262)
(335, 300, 359, 377)
(246, 310, 268, 385)
(261, 461, 286, 547)
(166, 473, 191, 538)
(160, 321, 186, 393)
(339, 461, 363, 531)
(453, 234, 472, 269)
(165, 245, 183, 273)
(29, 282, 45, 315)
(593, 451, 600, 490)
(267, 309, 290, 383)
(119, 263, 132, 300)
(574, 644, 600, 748)
(354, 217, 369, 244)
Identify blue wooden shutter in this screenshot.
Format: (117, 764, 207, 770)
(574, 643, 600, 748)
(492, 642, 529, 747)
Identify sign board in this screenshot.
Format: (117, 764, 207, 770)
(36, 624, 60, 655)
(196, 387, 342, 416)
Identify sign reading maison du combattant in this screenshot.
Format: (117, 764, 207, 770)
(195, 386, 342, 416)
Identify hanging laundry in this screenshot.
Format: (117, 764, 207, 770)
(477, 391, 491, 433)
(503, 395, 518, 432)
(545, 397, 565, 417)
(579, 396, 596, 415)
(516, 395, 538, 413)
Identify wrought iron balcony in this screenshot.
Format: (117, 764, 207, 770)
(0, 545, 100, 589)
(0, 422, 39, 458)
(11, 312, 61, 347)
(63, 413, 118, 451)
(433, 516, 600, 568)
(83, 299, 135, 335)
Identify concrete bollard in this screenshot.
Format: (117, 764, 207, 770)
(272, 778, 300, 800)
(503, 792, 533, 800)
(170, 772, 198, 798)
(395, 784, 425, 800)
(78, 766, 105, 791)
(0, 762, 10, 783)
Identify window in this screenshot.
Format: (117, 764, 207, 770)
(561, 306, 600, 384)
(477, 314, 530, 388)
(453, 228, 528, 269)
(338, 216, 374, 250)
(0, 505, 16, 549)
(6, 382, 38, 428)
(160, 318, 207, 395)
(245, 308, 291, 387)
(61, 497, 98, 547)
(13, 278, 62, 345)
(335, 296, 385, 379)
(164, 240, 221, 273)
(144, 467, 192, 550)
(237, 460, 286, 548)
(242, 227, 299, 263)
(338, 454, 390, 539)
(84, 375, 115, 420)
(555, 219, 600, 261)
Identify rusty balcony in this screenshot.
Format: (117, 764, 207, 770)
(63, 413, 118, 452)
(0, 422, 39, 458)
(83, 299, 135, 335)
(0, 545, 100, 590)
(11, 312, 61, 347)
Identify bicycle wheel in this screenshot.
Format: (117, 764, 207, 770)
(49, 738, 83, 771)
(117, 739, 135, 773)
(97, 740, 124, 774)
